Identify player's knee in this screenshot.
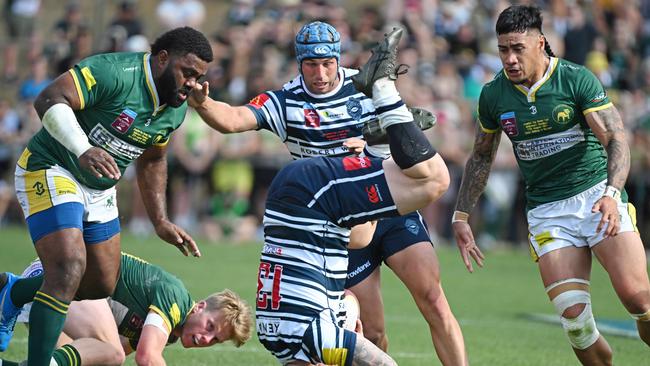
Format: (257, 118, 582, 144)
(547, 280, 599, 350)
(106, 344, 126, 365)
(620, 288, 650, 317)
(422, 286, 451, 317)
(560, 303, 600, 349)
(364, 326, 388, 349)
(43, 255, 85, 294)
(84, 278, 116, 299)
(421, 155, 450, 203)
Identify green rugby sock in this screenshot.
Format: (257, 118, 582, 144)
(10, 275, 43, 307)
(52, 344, 81, 366)
(27, 292, 69, 366)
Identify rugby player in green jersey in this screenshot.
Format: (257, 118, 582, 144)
(0, 27, 213, 366)
(1, 253, 252, 366)
(451, 5, 650, 365)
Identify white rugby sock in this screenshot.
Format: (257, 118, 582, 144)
(371, 78, 413, 129)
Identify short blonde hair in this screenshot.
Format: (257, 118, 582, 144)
(203, 289, 252, 347)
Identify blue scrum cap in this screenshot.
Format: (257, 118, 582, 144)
(295, 21, 341, 64)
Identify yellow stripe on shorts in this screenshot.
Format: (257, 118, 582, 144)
(322, 348, 348, 365)
(17, 148, 31, 169)
(25, 170, 53, 216)
(627, 202, 639, 233)
(53, 176, 78, 196)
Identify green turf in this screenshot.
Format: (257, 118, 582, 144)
(1, 225, 647, 365)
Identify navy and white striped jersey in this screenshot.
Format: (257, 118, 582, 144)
(246, 68, 377, 160)
(256, 156, 399, 364)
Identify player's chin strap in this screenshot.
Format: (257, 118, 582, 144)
(545, 278, 600, 350)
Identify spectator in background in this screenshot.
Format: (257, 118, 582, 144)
(18, 56, 51, 102)
(157, 0, 206, 30)
(563, 2, 599, 66)
(2, 0, 41, 82)
(169, 108, 220, 237)
(0, 100, 22, 226)
(109, 0, 144, 38)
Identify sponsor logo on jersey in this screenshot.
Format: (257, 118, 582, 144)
(322, 110, 345, 119)
(262, 244, 283, 256)
(346, 98, 363, 121)
(248, 93, 270, 109)
(111, 109, 137, 134)
(342, 156, 371, 171)
(303, 103, 320, 127)
(366, 184, 380, 203)
(405, 218, 420, 235)
(500, 111, 519, 136)
(89, 124, 145, 160)
(552, 104, 574, 124)
(591, 91, 606, 103)
(514, 126, 585, 161)
(257, 317, 281, 335)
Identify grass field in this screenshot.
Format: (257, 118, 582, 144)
(1, 224, 647, 365)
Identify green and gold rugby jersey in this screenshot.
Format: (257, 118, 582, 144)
(23, 52, 186, 190)
(110, 253, 194, 350)
(478, 57, 624, 208)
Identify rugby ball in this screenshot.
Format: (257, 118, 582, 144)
(341, 289, 360, 331)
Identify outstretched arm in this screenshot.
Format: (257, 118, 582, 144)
(452, 123, 501, 272)
(585, 105, 630, 237)
(189, 81, 259, 133)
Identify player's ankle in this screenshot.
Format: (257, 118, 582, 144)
(371, 78, 400, 108)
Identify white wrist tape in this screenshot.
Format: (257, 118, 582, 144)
(603, 185, 621, 202)
(451, 210, 469, 224)
(42, 103, 93, 158)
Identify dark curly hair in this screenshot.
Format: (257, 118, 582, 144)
(150, 26, 213, 63)
(496, 5, 555, 57)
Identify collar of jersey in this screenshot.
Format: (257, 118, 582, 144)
(507, 56, 558, 103)
(300, 67, 344, 99)
(143, 53, 166, 115)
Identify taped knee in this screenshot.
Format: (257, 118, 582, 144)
(387, 122, 436, 169)
(547, 279, 600, 350)
(631, 309, 650, 322)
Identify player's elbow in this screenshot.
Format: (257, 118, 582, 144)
(134, 349, 161, 366)
(106, 345, 126, 365)
(423, 154, 450, 203)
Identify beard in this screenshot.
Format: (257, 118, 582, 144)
(157, 66, 187, 108)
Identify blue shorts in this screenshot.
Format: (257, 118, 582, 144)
(346, 211, 431, 287)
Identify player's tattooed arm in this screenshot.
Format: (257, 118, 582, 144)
(586, 105, 630, 189)
(455, 123, 501, 213)
(352, 337, 397, 366)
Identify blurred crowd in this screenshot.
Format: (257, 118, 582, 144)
(1, 0, 650, 247)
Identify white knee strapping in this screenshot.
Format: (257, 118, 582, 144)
(560, 303, 600, 350)
(548, 280, 600, 350)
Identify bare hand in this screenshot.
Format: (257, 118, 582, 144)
(343, 138, 365, 156)
(452, 221, 484, 273)
(78, 147, 121, 180)
(592, 196, 621, 238)
(189, 81, 210, 108)
(154, 219, 201, 257)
